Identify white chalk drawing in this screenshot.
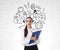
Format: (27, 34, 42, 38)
(13, 2, 46, 29)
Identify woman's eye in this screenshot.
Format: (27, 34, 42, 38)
(30, 21, 31, 22)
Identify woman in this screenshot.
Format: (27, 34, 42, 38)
(21, 17, 41, 50)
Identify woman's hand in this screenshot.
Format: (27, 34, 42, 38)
(30, 35, 37, 41)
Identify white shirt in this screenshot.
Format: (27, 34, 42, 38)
(20, 26, 41, 46)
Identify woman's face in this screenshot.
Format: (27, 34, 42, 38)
(25, 18, 33, 26)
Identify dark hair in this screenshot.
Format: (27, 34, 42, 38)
(24, 17, 33, 37)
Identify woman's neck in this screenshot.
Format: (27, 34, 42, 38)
(27, 25, 32, 29)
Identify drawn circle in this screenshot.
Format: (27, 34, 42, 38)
(35, 22, 43, 29)
(18, 7, 24, 12)
(31, 4, 35, 10)
(27, 10, 31, 14)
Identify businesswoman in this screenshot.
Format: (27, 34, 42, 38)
(20, 17, 40, 50)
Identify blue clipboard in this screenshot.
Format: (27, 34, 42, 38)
(29, 30, 41, 44)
